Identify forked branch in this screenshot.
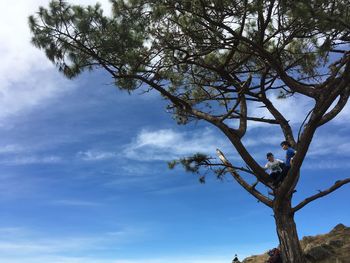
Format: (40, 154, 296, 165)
(216, 149, 273, 207)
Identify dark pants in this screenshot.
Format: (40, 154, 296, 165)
(270, 171, 282, 186)
(281, 165, 291, 180)
(270, 165, 290, 187)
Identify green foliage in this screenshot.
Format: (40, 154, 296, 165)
(29, 0, 148, 87)
(180, 153, 209, 173)
(168, 153, 214, 183)
(29, 0, 350, 96)
(214, 167, 228, 180)
(29, 0, 350, 181)
(167, 153, 229, 183)
(29, 0, 350, 80)
(27, 4, 350, 259)
(168, 153, 209, 173)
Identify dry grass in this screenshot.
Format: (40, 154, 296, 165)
(242, 224, 350, 263)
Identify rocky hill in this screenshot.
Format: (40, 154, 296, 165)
(242, 224, 350, 263)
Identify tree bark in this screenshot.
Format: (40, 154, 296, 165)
(274, 201, 305, 263)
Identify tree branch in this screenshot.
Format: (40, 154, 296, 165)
(279, 61, 350, 198)
(216, 149, 273, 207)
(318, 88, 350, 126)
(293, 178, 350, 212)
(192, 8, 317, 98)
(118, 74, 271, 185)
(253, 93, 296, 146)
(223, 114, 279, 124)
(237, 75, 251, 137)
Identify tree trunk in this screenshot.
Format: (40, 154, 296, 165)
(274, 201, 306, 263)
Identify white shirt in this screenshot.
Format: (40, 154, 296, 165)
(265, 159, 284, 173)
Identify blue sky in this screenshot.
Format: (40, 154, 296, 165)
(0, 1, 349, 263)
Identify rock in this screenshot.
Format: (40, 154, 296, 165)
(302, 236, 315, 244)
(242, 255, 266, 263)
(242, 224, 350, 263)
(242, 256, 257, 262)
(331, 224, 347, 233)
(304, 244, 334, 261)
(327, 239, 344, 248)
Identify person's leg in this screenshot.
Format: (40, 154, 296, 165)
(280, 166, 290, 181)
(273, 171, 283, 187)
(270, 172, 278, 181)
(271, 171, 286, 187)
(269, 172, 279, 187)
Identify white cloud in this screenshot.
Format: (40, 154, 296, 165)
(247, 91, 350, 130)
(333, 103, 350, 124)
(2, 0, 348, 133)
(123, 128, 230, 161)
(267, 95, 314, 125)
(0, 1, 66, 124)
(0, 0, 112, 125)
(0, 237, 270, 263)
(0, 226, 166, 263)
(123, 127, 291, 163)
(307, 134, 350, 157)
(119, 163, 155, 176)
(246, 94, 314, 130)
(243, 133, 282, 147)
(0, 144, 25, 154)
(303, 161, 350, 170)
(77, 150, 116, 161)
(122, 124, 350, 173)
(0, 226, 145, 256)
(0, 155, 62, 165)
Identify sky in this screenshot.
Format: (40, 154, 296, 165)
(0, 1, 349, 263)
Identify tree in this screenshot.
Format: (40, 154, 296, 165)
(28, 0, 350, 262)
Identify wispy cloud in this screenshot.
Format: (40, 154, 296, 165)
(247, 92, 350, 130)
(123, 128, 230, 161)
(303, 160, 350, 170)
(122, 127, 289, 164)
(77, 150, 116, 161)
(119, 163, 155, 176)
(0, 144, 25, 154)
(242, 132, 283, 147)
(0, 1, 70, 125)
(0, 0, 113, 127)
(0, 155, 62, 165)
(121, 124, 350, 174)
(0, 226, 146, 256)
(333, 103, 350, 124)
(307, 134, 350, 157)
(246, 94, 314, 129)
(0, 227, 243, 263)
(0, 238, 270, 263)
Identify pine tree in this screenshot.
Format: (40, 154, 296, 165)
(29, 1, 350, 262)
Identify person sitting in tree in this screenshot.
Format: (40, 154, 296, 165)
(280, 140, 296, 179)
(280, 141, 296, 167)
(264, 152, 285, 187)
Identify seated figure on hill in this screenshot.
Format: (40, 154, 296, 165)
(232, 254, 240, 263)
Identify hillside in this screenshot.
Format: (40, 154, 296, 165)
(242, 224, 350, 263)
